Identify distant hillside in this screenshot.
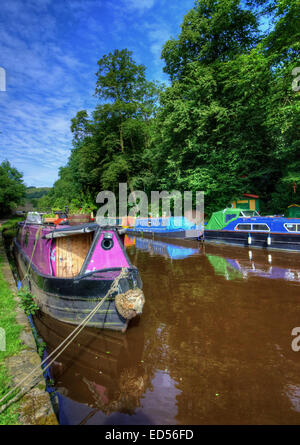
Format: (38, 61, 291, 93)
(26, 186, 52, 199)
(19, 186, 52, 210)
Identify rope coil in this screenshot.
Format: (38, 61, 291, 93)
(115, 288, 145, 320)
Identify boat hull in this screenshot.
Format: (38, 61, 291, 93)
(13, 240, 142, 332)
(204, 230, 300, 251)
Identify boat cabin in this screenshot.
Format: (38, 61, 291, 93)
(205, 208, 259, 231)
(17, 212, 125, 279)
(287, 204, 300, 218)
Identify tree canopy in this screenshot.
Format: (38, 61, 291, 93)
(38, 0, 300, 216)
(0, 161, 26, 216)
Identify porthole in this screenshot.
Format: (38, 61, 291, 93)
(101, 234, 114, 250)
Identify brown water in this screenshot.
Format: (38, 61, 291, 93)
(34, 236, 300, 425)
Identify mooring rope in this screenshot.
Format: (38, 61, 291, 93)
(0, 267, 129, 415)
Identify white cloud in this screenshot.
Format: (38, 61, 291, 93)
(147, 27, 172, 60)
(0, 0, 99, 186)
(0, 0, 195, 186)
(126, 0, 156, 12)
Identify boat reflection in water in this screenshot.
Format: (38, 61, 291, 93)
(124, 235, 201, 260)
(34, 312, 148, 425)
(127, 234, 300, 283)
(205, 244, 300, 282)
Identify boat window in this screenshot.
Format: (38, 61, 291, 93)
(252, 224, 270, 232)
(284, 223, 297, 232)
(225, 214, 237, 223)
(240, 210, 259, 217)
(236, 224, 252, 231)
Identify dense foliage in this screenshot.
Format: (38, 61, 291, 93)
(39, 0, 300, 216)
(0, 161, 26, 216)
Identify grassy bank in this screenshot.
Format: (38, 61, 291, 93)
(0, 217, 24, 247)
(0, 218, 57, 425)
(0, 252, 23, 424)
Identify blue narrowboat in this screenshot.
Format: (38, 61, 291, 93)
(126, 216, 203, 240)
(204, 208, 300, 251)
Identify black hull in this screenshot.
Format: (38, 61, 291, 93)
(13, 241, 142, 332)
(204, 230, 300, 252)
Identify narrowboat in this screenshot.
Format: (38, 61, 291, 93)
(125, 216, 203, 240)
(13, 213, 145, 332)
(203, 208, 300, 251)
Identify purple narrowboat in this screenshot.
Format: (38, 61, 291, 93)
(13, 213, 145, 332)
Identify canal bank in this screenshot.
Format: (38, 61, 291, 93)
(0, 226, 57, 425)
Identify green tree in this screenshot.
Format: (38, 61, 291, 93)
(45, 49, 161, 210)
(0, 161, 26, 216)
(156, 0, 265, 213)
(155, 0, 299, 214)
(94, 49, 161, 191)
(39, 1, 299, 216)
(162, 0, 258, 81)
(263, 0, 300, 212)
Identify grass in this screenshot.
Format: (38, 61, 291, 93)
(0, 216, 24, 277)
(1, 217, 24, 254)
(0, 216, 24, 233)
(0, 254, 24, 425)
(0, 217, 24, 247)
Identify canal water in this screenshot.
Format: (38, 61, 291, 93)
(34, 235, 300, 425)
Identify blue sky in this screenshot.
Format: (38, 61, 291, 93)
(0, 0, 195, 187)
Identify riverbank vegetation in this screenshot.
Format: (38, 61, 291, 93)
(1, 217, 25, 252)
(0, 254, 23, 425)
(36, 0, 299, 216)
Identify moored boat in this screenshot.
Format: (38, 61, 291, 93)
(203, 208, 300, 251)
(13, 213, 145, 332)
(125, 216, 203, 240)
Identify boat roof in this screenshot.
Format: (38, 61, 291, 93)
(43, 223, 98, 239)
(43, 223, 125, 239)
(205, 208, 260, 230)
